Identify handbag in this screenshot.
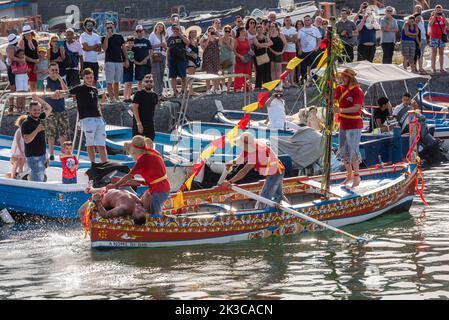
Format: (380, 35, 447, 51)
(436, 18, 448, 43)
(240, 54, 251, 64)
(256, 52, 270, 66)
(152, 52, 162, 63)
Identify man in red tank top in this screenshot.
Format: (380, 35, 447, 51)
(221, 132, 286, 209)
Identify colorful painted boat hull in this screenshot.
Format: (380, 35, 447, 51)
(88, 163, 417, 248)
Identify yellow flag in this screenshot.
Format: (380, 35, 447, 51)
(242, 102, 259, 113)
(316, 51, 328, 70)
(262, 79, 280, 91)
(200, 145, 217, 160)
(286, 57, 303, 70)
(226, 125, 239, 146)
(184, 173, 196, 191)
(172, 191, 184, 210)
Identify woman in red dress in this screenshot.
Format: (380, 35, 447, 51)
(333, 68, 365, 188)
(233, 27, 252, 92)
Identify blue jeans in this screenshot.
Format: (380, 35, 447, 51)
(256, 172, 285, 209)
(151, 192, 170, 216)
(26, 155, 46, 182)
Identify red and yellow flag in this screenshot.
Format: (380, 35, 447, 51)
(242, 102, 259, 113)
(262, 79, 280, 91)
(286, 57, 303, 70)
(226, 125, 239, 146)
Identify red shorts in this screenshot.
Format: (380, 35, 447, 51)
(283, 52, 297, 63)
(27, 62, 37, 82)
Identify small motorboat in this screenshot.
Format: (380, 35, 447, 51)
(420, 91, 449, 112)
(251, 1, 319, 25)
(180, 6, 245, 30)
(0, 159, 90, 218)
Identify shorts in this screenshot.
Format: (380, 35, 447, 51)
(80, 117, 106, 147)
(135, 64, 151, 81)
(430, 38, 446, 48)
(270, 53, 283, 63)
(149, 192, 170, 215)
(104, 62, 123, 84)
(83, 62, 99, 81)
(15, 74, 29, 91)
(401, 40, 416, 60)
(123, 66, 134, 83)
(337, 128, 362, 165)
(44, 111, 70, 140)
(7, 66, 15, 86)
(168, 58, 187, 78)
(63, 177, 77, 184)
(27, 62, 36, 82)
(283, 51, 297, 63)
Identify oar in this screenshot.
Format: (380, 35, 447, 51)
(230, 184, 369, 243)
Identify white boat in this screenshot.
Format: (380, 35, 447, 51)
(251, 1, 319, 25)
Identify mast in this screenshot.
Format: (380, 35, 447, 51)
(321, 19, 336, 195)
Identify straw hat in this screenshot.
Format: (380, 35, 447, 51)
(7, 33, 18, 45)
(185, 25, 202, 38)
(22, 25, 33, 34)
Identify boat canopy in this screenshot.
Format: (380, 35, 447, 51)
(337, 61, 430, 87)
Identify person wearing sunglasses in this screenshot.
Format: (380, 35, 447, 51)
(219, 25, 236, 92)
(101, 21, 129, 102)
(380, 6, 399, 64)
(131, 74, 158, 140)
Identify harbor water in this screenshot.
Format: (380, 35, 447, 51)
(0, 164, 448, 300)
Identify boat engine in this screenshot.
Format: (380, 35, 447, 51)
(85, 162, 131, 188)
(417, 116, 442, 166)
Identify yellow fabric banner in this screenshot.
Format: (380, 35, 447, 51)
(184, 173, 196, 191)
(286, 57, 303, 70)
(262, 79, 281, 91)
(226, 125, 239, 146)
(172, 191, 185, 211)
(316, 51, 328, 70)
(242, 102, 259, 113)
(200, 145, 217, 160)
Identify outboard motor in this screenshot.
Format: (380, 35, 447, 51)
(417, 115, 442, 166)
(85, 162, 131, 188)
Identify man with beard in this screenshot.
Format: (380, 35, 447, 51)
(79, 18, 102, 85)
(132, 74, 158, 140)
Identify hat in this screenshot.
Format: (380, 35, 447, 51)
(65, 28, 75, 33)
(22, 25, 33, 34)
(135, 24, 144, 31)
(38, 47, 47, 53)
(7, 33, 18, 45)
(185, 25, 202, 37)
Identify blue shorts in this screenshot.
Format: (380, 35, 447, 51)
(135, 64, 151, 81)
(430, 38, 446, 48)
(80, 117, 106, 147)
(63, 177, 77, 184)
(123, 66, 134, 83)
(150, 192, 170, 215)
(168, 59, 187, 78)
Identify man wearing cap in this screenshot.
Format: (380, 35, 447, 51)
(101, 21, 129, 102)
(221, 132, 286, 209)
(5, 34, 22, 113)
(79, 18, 102, 85)
(166, 14, 186, 38)
(64, 28, 84, 88)
(265, 89, 299, 130)
(333, 68, 364, 188)
(133, 25, 153, 90)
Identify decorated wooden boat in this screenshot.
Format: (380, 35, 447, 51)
(420, 91, 449, 112)
(85, 162, 418, 248)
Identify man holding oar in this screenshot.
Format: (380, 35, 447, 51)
(220, 132, 285, 209)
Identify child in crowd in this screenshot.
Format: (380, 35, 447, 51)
(9, 115, 27, 179)
(60, 141, 79, 184)
(11, 49, 29, 113)
(36, 47, 49, 91)
(123, 36, 135, 102)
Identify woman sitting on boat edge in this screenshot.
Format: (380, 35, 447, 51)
(105, 135, 171, 217)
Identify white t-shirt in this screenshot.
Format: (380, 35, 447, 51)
(79, 32, 101, 63)
(281, 26, 298, 52)
(149, 33, 167, 56)
(298, 26, 321, 53)
(393, 103, 409, 117)
(268, 98, 287, 129)
(166, 25, 186, 38)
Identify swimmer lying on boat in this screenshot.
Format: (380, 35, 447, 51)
(78, 186, 147, 225)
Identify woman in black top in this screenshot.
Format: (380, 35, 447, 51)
(19, 27, 39, 92)
(268, 24, 287, 82)
(48, 35, 67, 78)
(253, 24, 273, 88)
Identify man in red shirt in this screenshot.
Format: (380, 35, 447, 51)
(106, 135, 171, 216)
(429, 5, 449, 73)
(333, 68, 365, 188)
(221, 132, 286, 208)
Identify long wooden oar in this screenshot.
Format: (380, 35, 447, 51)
(230, 184, 368, 243)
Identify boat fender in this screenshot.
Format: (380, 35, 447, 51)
(0, 208, 15, 224)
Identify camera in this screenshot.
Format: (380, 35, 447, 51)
(274, 93, 283, 98)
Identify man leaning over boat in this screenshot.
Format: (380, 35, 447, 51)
(220, 132, 286, 209)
